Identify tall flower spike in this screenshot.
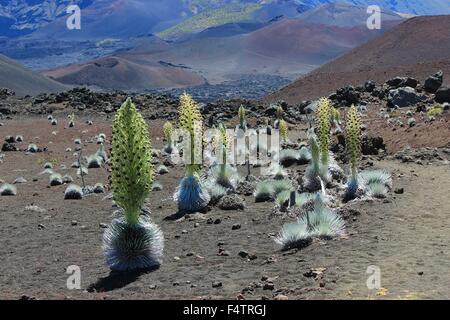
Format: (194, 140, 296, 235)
(163, 121, 173, 145)
(178, 92, 203, 176)
(111, 98, 154, 225)
(309, 129, 320, 173)
(276, 105, 284, 120)
(279, 119, 288, 142)
(331, 107, 341, 124)
(346, 104, 361, 179)
(316, 97, 332, 166)
(238, 105, 246, 129)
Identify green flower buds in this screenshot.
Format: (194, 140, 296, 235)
(279, 119, 288, 142)
(238, 105, 246, 128)
(178, 92, 203, 176)
(163, 121, 173, 145)
(111, 98, 154, 225)
(316, 97, 332, 166)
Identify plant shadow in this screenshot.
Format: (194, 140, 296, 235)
(164, 207, 209, 221)
(87, 266, 159, 293)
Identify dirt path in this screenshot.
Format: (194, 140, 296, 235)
(306, 161, 450, 300)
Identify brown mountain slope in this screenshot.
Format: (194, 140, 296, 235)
(43, 55, 207, 91)
(41, 17, 399, 90)
(0, 54, 67, 96)
(266, 15, 450, 104)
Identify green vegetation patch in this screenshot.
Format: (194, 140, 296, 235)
(157, 3, 262, 39)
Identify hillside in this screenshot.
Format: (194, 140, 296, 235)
(266, 15, 450, 104)
(0, 54, 66, 96)
(41, 55, 207, 91)
(156, 3, 263, 39)
(42, 13, 400, 91)
(2, 0, 449, 40)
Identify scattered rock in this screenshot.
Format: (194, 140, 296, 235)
(238, 251, 249, 258)
(424, 71, 443, 93)
(435, 87, 450, 103)
(212, 281, 223, 288)
(388, 87, 424, 108)
(394, 188, 404, 194)
(1, 142, 17, 152)
(218, 194, 245, 210)
(93, 183, 105, 194)
(24, 205, 46, 213)
(361, 136, 386, 155)
(13, 177, 27, 184)
(263, 283, 275, 291)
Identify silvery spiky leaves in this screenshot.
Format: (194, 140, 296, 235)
(275, 190, 292, 207)
(331, 107, 342, 134)
(96, 144, 108, 162)
(151, 181, 163, 191)
(0, 183, 17, 196)
(77, 166, 88, 176)
(49, 173, 63, 186)
(163, 121, 176, 154)
(111, 98, 154, 225)
(360, 170, 392, 199)
(43, 162, 53, 169)
(27, 143, 38, 153)
(304, 130, 328, 191)
(276, 196, 345, 250)
(174, 175, 211, 212)
(306, 201, 345, 239)
(275, 220, 312, 250)
(254, 179, 292, 202)
(279, 149, 299, 167)
(204, 180, 228, 205)
(87, 154, 103, 168)
(103, 215, 163, 272)
(344, 105, 361, 201)
(359, 170, 392, 189)
(298, 147, 312, 164)
(174, 93, 210, 212)
(157, 165, 169, 175)
(68, 113, 75, 127)
(106, 98, 163, 271)
(64, 184, 83, 200)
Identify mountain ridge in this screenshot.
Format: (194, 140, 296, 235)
(265, 15, 450, 104)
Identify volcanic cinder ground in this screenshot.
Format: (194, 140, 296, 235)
(1, 104, 450, 300)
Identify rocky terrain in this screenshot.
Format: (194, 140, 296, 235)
(0, 70, 449, 299)
(1, 0, 450, 303)
(0, 53, 67, 96)
(267, 15, 450, 104)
